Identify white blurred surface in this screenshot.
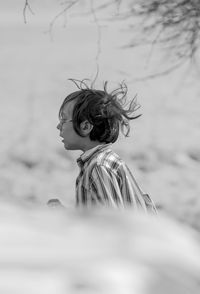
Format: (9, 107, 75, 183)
(0, 204, 200, 293)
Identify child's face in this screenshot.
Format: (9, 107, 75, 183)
(57, 100, 83, 151)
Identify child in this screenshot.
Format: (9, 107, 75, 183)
(57, 79, 156, 212)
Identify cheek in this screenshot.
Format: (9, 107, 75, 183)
(63, 125, 75, 137)
(63, 127, 70, 137)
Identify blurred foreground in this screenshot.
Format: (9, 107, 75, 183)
(0, 203, 200, 294)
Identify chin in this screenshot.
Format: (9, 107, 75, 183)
(64, 145, 71, 150)
(63, 143, 69, 150)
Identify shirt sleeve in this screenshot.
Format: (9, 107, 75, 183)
(90, 165, 125, 207)
(89, 164, 157, 212)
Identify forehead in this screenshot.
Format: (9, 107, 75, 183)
(61, 99, 76, 118)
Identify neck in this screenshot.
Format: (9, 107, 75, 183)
(81, 140, 105, 152)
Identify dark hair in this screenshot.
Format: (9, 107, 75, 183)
(59, 79, 141, 143)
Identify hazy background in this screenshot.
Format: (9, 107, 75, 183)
(1, 0, 200, 228)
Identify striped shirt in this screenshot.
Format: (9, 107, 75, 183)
(76, 143, 157, 212)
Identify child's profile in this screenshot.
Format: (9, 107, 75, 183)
(53, 79, 156, 212)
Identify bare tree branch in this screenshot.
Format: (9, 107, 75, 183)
(103, 0, 200, 76)
(123, 0, 200, 62)
(23, 0, 34, 24)
(90, 0, 102, 86)
(22, 0, 200, 78)
(129, 59, 188, 82)
(46, 0, 80, 39)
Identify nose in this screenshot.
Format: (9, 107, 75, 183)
(57, 123, 61, 130)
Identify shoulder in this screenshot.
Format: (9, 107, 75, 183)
(83, 147, 127, 179)
(88, 149, 126, 182)
(95, 149, 123, 169)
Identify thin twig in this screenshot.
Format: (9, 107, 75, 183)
(46, 0, 80, 39)
(128, 60, 187, 82)
(95, 0, 117, 12)
(144, 27, 164, 68)
(90, 0, 102, 87)
(23, 0, 34, 24)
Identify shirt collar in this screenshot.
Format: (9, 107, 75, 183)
(76, 143, 112, 169)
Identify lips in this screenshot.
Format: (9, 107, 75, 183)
(59, 135, 64, 143)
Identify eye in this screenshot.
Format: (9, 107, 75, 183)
(60, 118, 67, 124)
(60, 118, 73, 126)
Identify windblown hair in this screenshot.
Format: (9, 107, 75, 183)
(59, 79, 141, 143)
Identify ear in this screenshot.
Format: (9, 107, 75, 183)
(80, 120, 93, 136)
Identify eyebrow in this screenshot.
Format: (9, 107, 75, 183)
(60, 115, 69, 120)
